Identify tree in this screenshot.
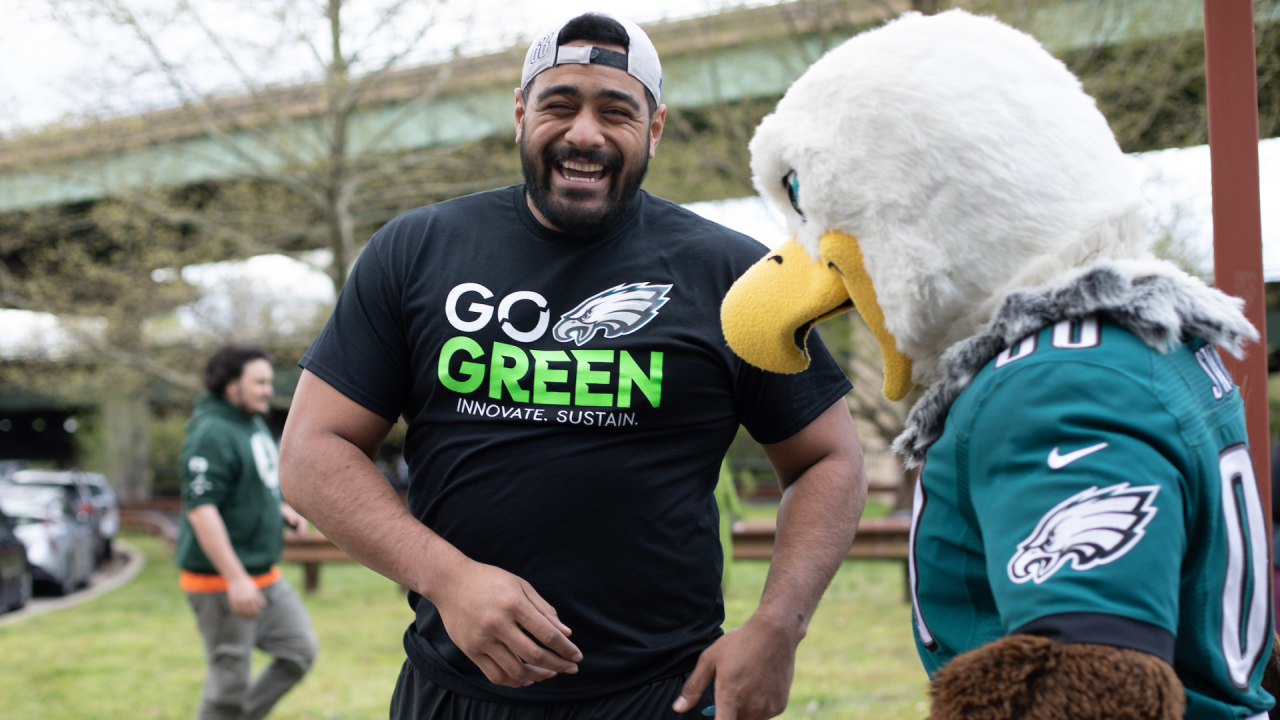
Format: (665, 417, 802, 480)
(0, 0, 512, 495)
(0, 196, 222, 498)
(964, 0, 1280, 152)
(20, 0, 509, 291)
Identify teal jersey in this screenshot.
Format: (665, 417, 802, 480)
(910, 315, 1274, 719)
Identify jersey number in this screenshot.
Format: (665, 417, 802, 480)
(1218, 444, 1271, 689)
(994, 316, 1100, 368)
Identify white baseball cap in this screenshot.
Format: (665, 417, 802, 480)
(522, 12, 663, 104)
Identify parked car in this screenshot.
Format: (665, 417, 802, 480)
(0, 504, 32, 612)
(7, 470, 117, 564)
(0, 485, 95, 596)
(0, 460, 30, 483)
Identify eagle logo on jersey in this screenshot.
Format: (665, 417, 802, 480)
(1008, 482, 1160, 585)
(553, 282, 672, 346)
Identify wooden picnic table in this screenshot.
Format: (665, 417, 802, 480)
(120, 499, 912, 595)
(280, 534, 357, 593)
(281, 516, 912, 593)
(730, 517, 909, 561)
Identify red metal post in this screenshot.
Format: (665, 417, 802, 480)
(1204, 0, 1270, 525)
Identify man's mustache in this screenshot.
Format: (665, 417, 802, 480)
(542, 145, 623, 172)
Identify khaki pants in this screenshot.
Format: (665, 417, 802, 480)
(187, 579, 319, 720)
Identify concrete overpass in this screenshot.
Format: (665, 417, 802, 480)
(0, 0, 1237, 214)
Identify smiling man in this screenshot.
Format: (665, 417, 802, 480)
(177, 343, 317, 720)
(516, 26, 658, 235)
(279, 12, 866, 720)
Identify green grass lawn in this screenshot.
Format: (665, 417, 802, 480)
(0, 532, 928, 719)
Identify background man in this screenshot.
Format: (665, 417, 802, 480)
(178, 343, 318, 720)
(280, 12, 866, 720)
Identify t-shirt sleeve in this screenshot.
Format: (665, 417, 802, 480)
(181, 429, 237, 509)
(967, 362, 1185, 663)
(299, 222, 412, 421)
(735, 327, 853, 445)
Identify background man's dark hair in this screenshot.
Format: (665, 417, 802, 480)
(204, 343, 274, 396)
(522, 13, 659, 117)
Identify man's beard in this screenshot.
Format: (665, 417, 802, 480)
(521, 132, 649, 236)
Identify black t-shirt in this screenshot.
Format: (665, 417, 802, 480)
(300, 185, 852, 702)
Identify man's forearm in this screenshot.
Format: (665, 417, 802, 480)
(279, 431, 466, 600)
(187, 505, 251, 581)
(671, 427, 865, 718)
(280, 372, 579, 687)
(758, 452, 866, 630)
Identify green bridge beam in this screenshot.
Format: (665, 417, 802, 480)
(0, 0, 1234, 213)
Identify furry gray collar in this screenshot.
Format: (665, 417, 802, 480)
(891, 261, 1257, 466)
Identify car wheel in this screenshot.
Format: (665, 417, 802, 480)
(13, 568, 31, 610)
(55, 554, 75, 596)
(56, 572, 73, 597)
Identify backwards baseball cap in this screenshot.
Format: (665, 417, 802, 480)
(522, 12, 663, 104)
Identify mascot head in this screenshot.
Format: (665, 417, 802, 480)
(721, 10, 1150, 399)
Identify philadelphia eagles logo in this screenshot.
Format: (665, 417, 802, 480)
(553, 282, 672, 346)
(1007, 482, 1159, 585)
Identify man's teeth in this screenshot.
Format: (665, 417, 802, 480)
(562, 161, 604, 172)
(558, 160, 608, 183)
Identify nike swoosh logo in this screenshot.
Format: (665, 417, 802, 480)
(1047, 442, 1109, 469)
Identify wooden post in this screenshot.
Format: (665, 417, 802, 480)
(1204, 0, 1270, 527)
(304, 562, 321, 593)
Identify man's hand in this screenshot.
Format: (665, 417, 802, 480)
(674, 398, 865, 719)
(186, 504, 269, 621)
(673, 612, 802, 719)
(430, 557, 582, 688)
(227, 575, 267, 620)
(281, 373, 583, 688)
(281, 503, 307, 536)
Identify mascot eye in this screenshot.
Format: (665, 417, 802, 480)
(783, 170, 803, 218)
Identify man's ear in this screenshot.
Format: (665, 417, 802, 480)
(649, 104, 667, 159)
(514, 87, 525, 143)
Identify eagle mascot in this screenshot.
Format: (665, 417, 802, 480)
(720, 10, 1280, 720)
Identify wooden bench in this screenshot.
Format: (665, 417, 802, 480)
(118, 508, 344, 592)
(119, 508, 179, 548)
(730, 517, 909, 560)
(734, 516, 911, 600)
(282, 516, 912, 594)
(281, 534, 353, 592)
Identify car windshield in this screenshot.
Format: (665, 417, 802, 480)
(0, 487, 65, 520)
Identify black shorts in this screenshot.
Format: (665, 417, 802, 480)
(389, 661, 717, 720)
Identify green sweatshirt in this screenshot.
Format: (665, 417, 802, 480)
(175, 394, 283, 575)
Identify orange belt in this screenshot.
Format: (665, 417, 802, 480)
(180, 566, 282, 593)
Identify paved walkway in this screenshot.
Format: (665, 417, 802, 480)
(0, 539, 145, 627)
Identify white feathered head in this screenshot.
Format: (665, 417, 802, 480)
(721, 10, 1150, 397)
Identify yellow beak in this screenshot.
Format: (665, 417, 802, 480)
(720, 231, 915, 401)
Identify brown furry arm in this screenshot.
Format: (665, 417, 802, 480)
(1262, 633, 1280, 720)
(927, 635, 1184, 720)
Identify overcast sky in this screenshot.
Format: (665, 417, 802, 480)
(0, 0, 770, 132)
